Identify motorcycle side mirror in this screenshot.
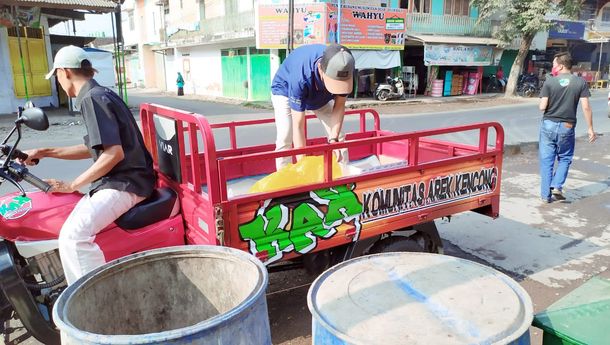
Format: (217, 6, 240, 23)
(18, 107, 49, 131)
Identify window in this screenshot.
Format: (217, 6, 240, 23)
(445, 0, 470, 16)
(603, 7, 610, 22)
(204, 0, 224, 19)
(249, 48, 269, 55)
(413, 0, 431, 14)
(128, 12, 135, 31)
(579, 3, 596, 21)
(221, 48, 247, 57)
(238, 0, 253, 13)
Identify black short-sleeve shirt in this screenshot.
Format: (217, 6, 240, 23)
(540, 74, 590, 124)
(76, 79, 156, 197)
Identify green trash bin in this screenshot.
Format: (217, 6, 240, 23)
(532, 274, 610, 345)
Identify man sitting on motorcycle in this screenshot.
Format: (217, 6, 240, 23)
(21, 46, 156, 285)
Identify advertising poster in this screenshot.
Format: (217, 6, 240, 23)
(256, 3, 327, 49)
(424, 44, 494, 66)
(257, 3, 407, 50)
(327, 4, 406, 50)
(548, 20, 585, 40)
(0, 6, 41, 28)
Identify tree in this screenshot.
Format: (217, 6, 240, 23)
(471, 0, 583, 96)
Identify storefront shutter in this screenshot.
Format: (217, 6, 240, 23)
(7, 27, 51, 98)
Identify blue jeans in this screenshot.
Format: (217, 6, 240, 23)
(539, 119, 575, 200)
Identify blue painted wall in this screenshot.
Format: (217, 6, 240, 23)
(431, 0, 444, 16)
(470, 6, 479, 18)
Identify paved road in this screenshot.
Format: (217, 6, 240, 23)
(127, 89, 269, 116)
(1, 91, 609, 344)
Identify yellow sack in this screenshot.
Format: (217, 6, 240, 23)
(250, 156, 343, 193)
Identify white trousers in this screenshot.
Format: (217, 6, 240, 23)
(272, 95, 347, 170)
(59, 189, 144, 285)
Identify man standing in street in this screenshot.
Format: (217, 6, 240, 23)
(271, 44, 355, 170)
(538, 52, 597, 203)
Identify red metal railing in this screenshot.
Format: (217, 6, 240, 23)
(140, 104, 504, 205)
(209, 108, 381, 150)
(217, 122, 504, 203)
(140, 103, 220, 204)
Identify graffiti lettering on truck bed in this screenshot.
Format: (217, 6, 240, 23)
(239, 166, 498, 264)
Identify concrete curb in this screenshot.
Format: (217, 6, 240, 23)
(504, 142, 538, 156)
(128, 88, 507, 111)
(502, 132, 605, 157)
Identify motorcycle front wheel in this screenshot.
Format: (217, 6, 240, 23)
(377, 90, 390, 101)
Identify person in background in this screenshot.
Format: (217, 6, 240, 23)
(607, 89, 610, 118)
(538, 52, 596, 203)
(177, 72, 185, 96)
(270, 44, 355, 170)
(496, 66, 506, 91)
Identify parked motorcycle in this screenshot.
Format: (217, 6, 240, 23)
(517, 73, 540, 97)
(0, 105, 186, 344)
(374, 76, 406, 101)
(485, 74, 505, 93)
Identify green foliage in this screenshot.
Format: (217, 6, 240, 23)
(472, 0, 584, 43)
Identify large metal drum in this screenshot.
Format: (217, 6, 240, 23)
(53, 246, 271, 345)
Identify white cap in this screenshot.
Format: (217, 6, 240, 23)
(45, 45, 90, 79)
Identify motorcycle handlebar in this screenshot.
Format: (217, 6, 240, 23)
(0, 145, 39, 165)
(21, 170, 51, 193)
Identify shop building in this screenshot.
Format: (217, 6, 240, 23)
(0, 0, 114, 114)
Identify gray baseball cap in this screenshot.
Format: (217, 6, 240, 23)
(45, 45, 90, 79)
(320, 44, 355, 95)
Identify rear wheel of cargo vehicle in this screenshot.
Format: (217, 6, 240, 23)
(369, 233, 426, 254)
(377, 90, 390, 101)
(0, 294, 13, 322)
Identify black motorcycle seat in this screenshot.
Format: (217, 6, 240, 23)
(115, 187, 179, 230)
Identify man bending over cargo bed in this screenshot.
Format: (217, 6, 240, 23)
(271, 44, 355, 170)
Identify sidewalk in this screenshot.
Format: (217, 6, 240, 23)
(2, 88, 604, 129)
(129, 87, 505, 110)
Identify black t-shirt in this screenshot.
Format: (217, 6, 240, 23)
(75, 79, 156, 197)
(540, 74, 590, 124)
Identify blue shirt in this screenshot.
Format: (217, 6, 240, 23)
(271, 44, 334, 112)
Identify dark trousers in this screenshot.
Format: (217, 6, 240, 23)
(177, 87, 184, 96)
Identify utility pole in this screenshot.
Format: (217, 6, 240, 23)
(597, 41, 604, 75)
(337, 0, 342, 44)
(112, 5, 124, 100)
(288, 0, 294, 53)
(587, 20, 609, 81)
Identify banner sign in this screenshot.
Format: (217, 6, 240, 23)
(424, 44, 494, 66)
(256, 3, 407, 50)
(0, 6, 41, 28)
(548, 20, 585, 40)
(238, 164, 498, 264)
(257, 3, 327, 48)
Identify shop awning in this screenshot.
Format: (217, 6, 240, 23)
(1, 0, 115, 12)
(408, 34, 502, 46)
(351, 50, 401, 70)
